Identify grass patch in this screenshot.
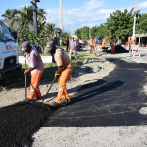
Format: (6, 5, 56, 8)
(0, 51, 96, 91)
(60, 46, 66, 49)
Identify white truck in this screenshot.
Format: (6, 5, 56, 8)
(0, 21, 22, 81)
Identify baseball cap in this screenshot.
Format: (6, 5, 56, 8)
(45, 39, 54, 52)
(21, 41, 30, 52)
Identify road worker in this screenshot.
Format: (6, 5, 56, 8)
(110, 38, 115, 53)
(89, 37, 94, 52)
(94, 36, 98, 51)
(45, 39, 73, 107)
(102, 38, 108, 52)
(22, 41, 44, 102)
(128, 38, 134, 51)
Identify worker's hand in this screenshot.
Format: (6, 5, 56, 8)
(24, 70, 28, 74)
(55, 72, 60, 77)
(23, 52, 26, 57)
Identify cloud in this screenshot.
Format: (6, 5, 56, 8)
(45, 0, 147, 33)
(45, 0, 112, 31)
(137, 1, 147, 11)
(82, 0, 105, 12)
(17, 4, 30, 9)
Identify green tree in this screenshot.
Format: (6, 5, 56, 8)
(136, 13, 147, 34)
(1, 9, 18, 19)
(91, 24, 107, 38)
(106, 8, 135, 40)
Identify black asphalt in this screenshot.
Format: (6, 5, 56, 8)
(1, 58, 147, 146)
(44, 58, 147, 127)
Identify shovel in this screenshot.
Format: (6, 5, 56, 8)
(42, 76, 58, 103)
(25, 59, 27, 100)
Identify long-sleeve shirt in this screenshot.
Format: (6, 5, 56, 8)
(26, 45, 44, 74)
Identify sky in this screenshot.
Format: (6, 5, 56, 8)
(0, 0, 147, 34)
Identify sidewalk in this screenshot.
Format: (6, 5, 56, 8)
(95, 45, 147, 64)
(19, 56, 52, 64)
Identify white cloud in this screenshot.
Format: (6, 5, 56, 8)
(82, 0, 105, 12)
(137, 1, 147, 10)
(45, 0, 147, 33)
(17, 4, 29, 9)
(45, 0, 112, 31)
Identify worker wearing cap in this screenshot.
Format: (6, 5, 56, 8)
(45, 39, 73, 107)
(22, 41, 44, 102)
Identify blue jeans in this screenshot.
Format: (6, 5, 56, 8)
(76, 45, 80, 51)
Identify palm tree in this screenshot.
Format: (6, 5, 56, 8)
(37, 8, 47, 21)
(1, 9, 18, 19)
(45, 23, 56, 39)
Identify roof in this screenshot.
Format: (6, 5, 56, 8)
(0, 19, 33, 31)
(135, 33, 147, 38)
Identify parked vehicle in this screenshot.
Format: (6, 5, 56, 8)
(0, 21, 22, 81)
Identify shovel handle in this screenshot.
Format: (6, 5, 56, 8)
(25, 59, 27, 99)
(42, 76, 57, 103)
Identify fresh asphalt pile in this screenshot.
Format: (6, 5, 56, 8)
(0, 102, 54, 147)
(107, 45, 129, 53)
(1, 58, 147, 146)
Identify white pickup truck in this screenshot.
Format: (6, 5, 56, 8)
(0, 21, 22, 81)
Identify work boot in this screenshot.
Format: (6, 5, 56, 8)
(50, 101, 60, 107)
(61, 98, 71, 105)
(35, 96, 42, 100)
(24, 98, 35, 103)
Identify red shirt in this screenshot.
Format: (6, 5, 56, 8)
(66, 39, 69, 44)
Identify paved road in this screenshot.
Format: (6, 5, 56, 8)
(43, 58, 147, 127)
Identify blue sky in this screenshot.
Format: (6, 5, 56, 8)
(0, 0, 147, 33)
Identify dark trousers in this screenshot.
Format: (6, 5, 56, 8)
(66, 44, 69, 51)
(90, 45, 94, 52)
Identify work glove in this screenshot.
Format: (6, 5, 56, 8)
(55, 72, 60, 77)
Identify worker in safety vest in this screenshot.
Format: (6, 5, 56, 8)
(89, 37, 94, 52)
(110, 38, 115, 53)
(94, 36, 98, 51)
(22, 41, 44, 102)
(45, 39, 73, 107)
(128, 38, 134, 51)
(102, 38, 108, 51)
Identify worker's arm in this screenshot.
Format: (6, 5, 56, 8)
(24, 53, 36, 74)
(57, 66, 63, 74)
(24, 67, 35, 74)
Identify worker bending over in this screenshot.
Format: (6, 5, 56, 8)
(22, 41, 44, 102)
(45, 39, 73, 107)
(102, 38, 108, 52)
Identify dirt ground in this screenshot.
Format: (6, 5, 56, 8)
(0, 52, 115, 108)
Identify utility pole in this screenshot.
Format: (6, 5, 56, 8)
(72, 18, 74, 36)
(89, 17, 92, 39)
(30, 0, 40, 34)
(49, 17, 51, 24)
(133, 0, 137, 40)
(59, 0, 62, 31)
